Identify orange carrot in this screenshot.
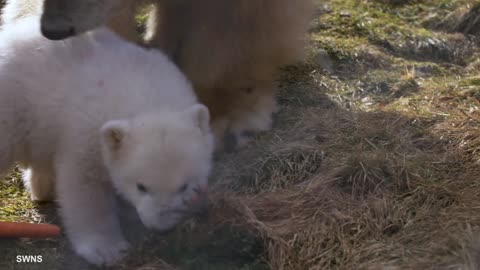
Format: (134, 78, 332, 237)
(0, 221, 60, 238)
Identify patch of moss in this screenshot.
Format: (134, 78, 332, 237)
(0, 168, 38, 223)
(315, 0, 476, 64)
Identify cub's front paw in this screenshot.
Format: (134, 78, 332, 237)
(72, 234, 129, 267)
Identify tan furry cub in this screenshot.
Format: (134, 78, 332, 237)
(2, 0, 313, 149)
(146, 0, 313, 149)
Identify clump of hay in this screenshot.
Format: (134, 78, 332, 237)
(434, 111, 480, 164)
(247, 143, 325, 192)
(385, 34, 476, 65)
(209, 161, 479, 269)
(330, 152, 403, 199)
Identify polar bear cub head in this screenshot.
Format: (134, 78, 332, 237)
(100, 104, 214, 231)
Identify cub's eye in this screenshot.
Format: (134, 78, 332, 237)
(137, 183, 148, 193)
(178, 184, 188, 193)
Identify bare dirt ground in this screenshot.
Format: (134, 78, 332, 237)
(2, 0, 480, 269)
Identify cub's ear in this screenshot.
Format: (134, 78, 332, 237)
(184, 104, 210, 135)
(100, 120, 130, 152)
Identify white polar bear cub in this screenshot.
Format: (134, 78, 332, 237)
(0, 17, 214, 266)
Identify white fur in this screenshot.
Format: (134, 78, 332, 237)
(0, 17, 214, 266)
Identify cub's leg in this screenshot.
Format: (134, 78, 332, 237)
(55, 155, 128, 266)
(215, 84, 278, 150)
(229, 93, 278, 148)
(22, 166, 55, 202)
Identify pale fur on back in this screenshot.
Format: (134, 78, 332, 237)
(0, 17, 197, 149)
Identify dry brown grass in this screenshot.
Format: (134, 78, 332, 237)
(204, 103, 480, 269)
